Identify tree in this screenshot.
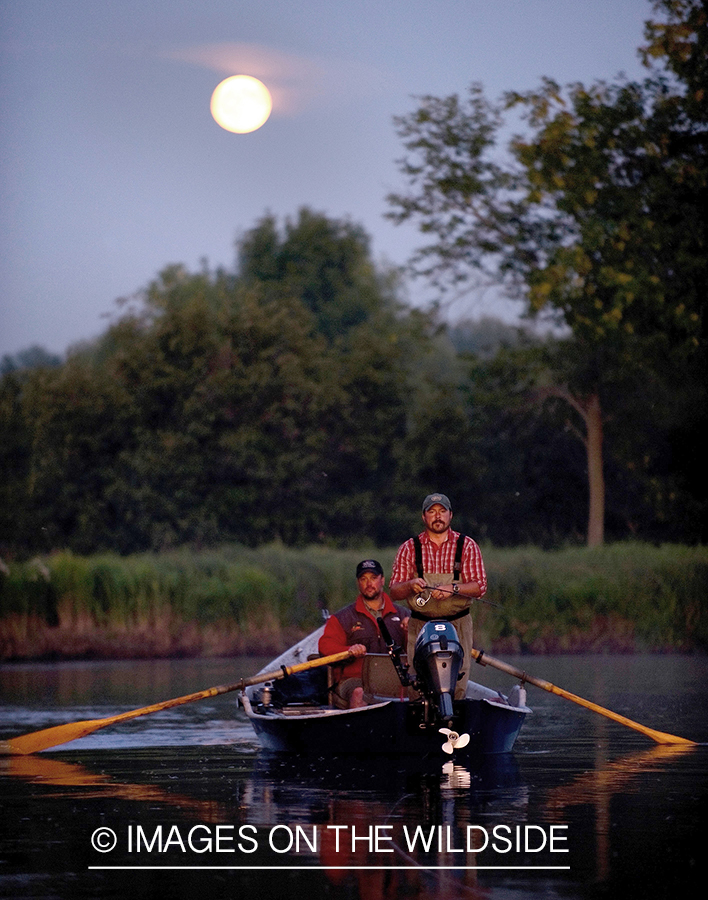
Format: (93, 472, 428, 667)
(238, 207, 400, 342)
(96, 267, 343, 549)
(19, 355, 136, 553)
(387, 0, 707, 545)
(0, 346, 62, 375)
(1, 210, 459, 553)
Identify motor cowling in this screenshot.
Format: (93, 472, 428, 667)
(413, 621, 464, 720)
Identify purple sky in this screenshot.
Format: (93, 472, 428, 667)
(1, 0, 654, 357)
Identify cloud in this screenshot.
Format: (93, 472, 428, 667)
(164, 43, 330, 114)
(164, 42, 387, 115)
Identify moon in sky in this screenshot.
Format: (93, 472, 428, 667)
(210, 75, 273, 134)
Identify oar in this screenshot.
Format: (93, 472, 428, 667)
(471, 648, 696, 746)
(0, 649, 354, 756)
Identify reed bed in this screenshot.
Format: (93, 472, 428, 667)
(0, 542, 706, 660)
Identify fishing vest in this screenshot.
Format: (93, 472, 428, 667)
(334, 602, 407, 652)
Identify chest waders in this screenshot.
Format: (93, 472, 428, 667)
(406, 534, 473, 700)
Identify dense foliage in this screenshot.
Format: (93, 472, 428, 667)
(0, 197, 705, 555)
(0, 210, 470, 552)
(387, 0, 707, 545)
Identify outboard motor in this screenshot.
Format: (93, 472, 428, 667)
(413, 621, 464, 721)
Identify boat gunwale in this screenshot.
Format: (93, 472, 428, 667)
(239, 692, 394, 721)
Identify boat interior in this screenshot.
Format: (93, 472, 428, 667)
(247, 651, 531, 714)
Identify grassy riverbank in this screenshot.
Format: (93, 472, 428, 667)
(1, 542, 706, 660)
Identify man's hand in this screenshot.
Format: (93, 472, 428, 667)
(389, 577, 429, 605)
(349, 643, 367, 658)
(408, 578, 428, 595)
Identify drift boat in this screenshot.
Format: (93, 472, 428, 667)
(239, 620, 531, 758)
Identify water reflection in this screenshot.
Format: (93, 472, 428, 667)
(2, 742, 705, 899)
(1, 654, 706, 899)
(2, 749, 532, 900)
(1, 754, 235, 823)
(539, 738, 699, 884)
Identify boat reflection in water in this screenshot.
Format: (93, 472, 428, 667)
(2, 729, 702, 899)
(2, 748, 527, 899)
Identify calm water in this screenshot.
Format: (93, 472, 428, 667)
(1, 654, 706, 900)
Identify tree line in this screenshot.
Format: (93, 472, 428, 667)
(1, 0, 705, 557)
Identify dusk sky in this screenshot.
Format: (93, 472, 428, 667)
(1, 0, 654, 358)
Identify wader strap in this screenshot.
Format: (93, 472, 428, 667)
(413, 533, 466, 581)
(410, 607, 470, 622)
(413, 535, 423, 578)
(453, 534, 465, 582)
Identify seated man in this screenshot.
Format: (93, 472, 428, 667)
(318, 559, 408, 708)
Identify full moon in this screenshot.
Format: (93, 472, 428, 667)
(210, 75, 272, 134)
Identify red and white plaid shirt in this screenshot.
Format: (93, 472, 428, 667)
(390, 529, 487, 595)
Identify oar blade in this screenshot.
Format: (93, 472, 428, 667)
(635, 727, 696, 747)
(1, 648, 355, 756)
(1, 719, 108, 756)
(471, 647, 697, 747)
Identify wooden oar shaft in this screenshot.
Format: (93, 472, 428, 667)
(471, 648, 696, 746)
(1, 650, 354, 756)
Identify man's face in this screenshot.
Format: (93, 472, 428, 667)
(422, 503, 453, 533)
(357, 571, 385, 600)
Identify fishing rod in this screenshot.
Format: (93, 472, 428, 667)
(414, 586, 502, 609)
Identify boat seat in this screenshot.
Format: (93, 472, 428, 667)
(362, 653, 418, 700)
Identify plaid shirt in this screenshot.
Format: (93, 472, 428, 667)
(390, 529, 487, 596)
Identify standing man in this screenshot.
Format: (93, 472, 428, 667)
(389, 493, 487, 699)
(318, 560, 408, 709)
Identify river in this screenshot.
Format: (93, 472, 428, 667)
(1, 653, 706, 899)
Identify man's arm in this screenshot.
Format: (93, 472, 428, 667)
(389, 578, 427, 603)
(389, 539, 427, 603)
(427, 581, 481, 601)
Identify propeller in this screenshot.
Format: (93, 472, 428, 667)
(439, 727, 470, 754)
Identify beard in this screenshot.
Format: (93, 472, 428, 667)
(429, 519, 448, 531)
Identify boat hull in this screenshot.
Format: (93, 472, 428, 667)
(241, 625, 530, 758)
(244, 694, 527, 758)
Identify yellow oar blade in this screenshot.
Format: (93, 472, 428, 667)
(471, 648, 697, 747)
(0, 649, 353, 756)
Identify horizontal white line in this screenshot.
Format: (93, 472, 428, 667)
(89, 865, 571, 871)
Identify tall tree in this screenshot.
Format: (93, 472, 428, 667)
(387, 0, 707, 545)
(1, 210, 452, 553)
(238, 207, 400, 342)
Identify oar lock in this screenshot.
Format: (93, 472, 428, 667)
(259, 683, 273, 707)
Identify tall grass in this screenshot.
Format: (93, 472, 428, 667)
(1, 542, 706, 659)
(479, 543, 708, 652)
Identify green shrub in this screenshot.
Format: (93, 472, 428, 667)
(1, 542, 706, 652)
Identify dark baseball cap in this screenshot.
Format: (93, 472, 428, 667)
(422, 492, 452, 512)
(356, 559, 384, 577)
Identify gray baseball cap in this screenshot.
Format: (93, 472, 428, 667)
(422, 493, 452, 512)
